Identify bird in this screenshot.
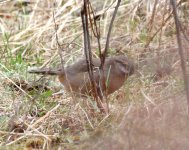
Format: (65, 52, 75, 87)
(28, 55, 135, 97)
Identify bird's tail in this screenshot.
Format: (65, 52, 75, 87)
(28, 68, 64, 75)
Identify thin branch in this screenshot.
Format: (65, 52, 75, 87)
(52, 11, 64, 71)
(99, 0, 121, 112)
(87, 2, 106, 101)
(170, 0, 189, 113)
(88, 2, 102, 56)
(81, 0, 105, 113)
(147, 0, 158, 33)
(101, 0, 121, 67)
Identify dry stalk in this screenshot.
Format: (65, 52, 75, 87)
(0, 68, 32, 99)
(28, 103, 60, 129)
(0, 130, 56, 137)
(144, 0, 183, 49)
(140, 89, 156, 106)
(78, 104, 94, 129)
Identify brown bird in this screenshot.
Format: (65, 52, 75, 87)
(28, 55, 134, 97)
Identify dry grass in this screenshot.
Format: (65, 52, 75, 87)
(0, 0, 189, 149)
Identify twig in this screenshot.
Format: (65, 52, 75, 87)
(0, 130, 56, 137)
(88, 2, 102, 56)
(143, 0, 182, 49)
(53, 11, 64, 71)
(81, 0, 104, 113)
(6, 135, 26, 146)
(170, 0, 189, 113)
(0, 66, 32, 99)
(79, 104, 94, 129)
(147, 0, 158, 33)
(101, 0, 121, 66)
(100, 0, 121, 113)
(141, 89, 156, 106)
(24, 121, 51, 141)
(28, 103, 60, 128)
(119, 104, 133, 128)
(88, 1, 106, 103)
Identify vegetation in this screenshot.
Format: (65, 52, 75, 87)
(0, 0, 189, 149)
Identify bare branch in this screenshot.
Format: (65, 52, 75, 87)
(147, 0, 158, 33)
(52, 11, 64, 71)
(81, 0, 105, 113)
(170, 0, 189, 113)
(101, 0, 121, 67)
(88, 2, 102, 57)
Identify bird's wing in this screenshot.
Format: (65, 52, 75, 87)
(66, 57, 101, 73)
